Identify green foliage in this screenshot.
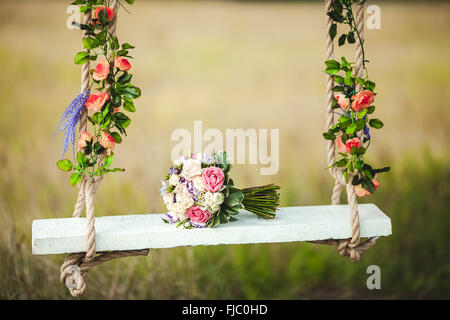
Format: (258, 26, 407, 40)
(65, 0, 139, 185)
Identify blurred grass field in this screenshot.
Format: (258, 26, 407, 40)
(0, 1, 449, 299)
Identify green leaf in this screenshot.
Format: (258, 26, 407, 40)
(225, 190, 244, 208)
(111, 132, 122, 143)
(345, 122, 357, 135)
(355, 118, 365, 131)
(336, 158, 347, 167)
(329, 23, 337, 40)
(347, 31, 356, 43)
(325, 60, 340, 69)
(57, 159, 73, 171)
(334, 75, 344, 84)
(123, 99, 135, 112)
(357, 109, 368, 118)
(121, 85, 141, 99)
(74, 51, 89, 64)
(361, 177, 375, 194)
(122, 42, 135, 49)
(70, 172, 83, 186)
(344, 76, 354, 86)
(82, 37, 97, 50)
(369, 119, 384, 129)
(125, 0, 134, 4)
(323, 132, 336, 140)
(326, 68, 340, 76)
(338, 34, 347, 46)
(76, 151, 88, 166)
(118, 72, 132, 84)
(104, 152, 114, 167)
(366, 106, 375, 114)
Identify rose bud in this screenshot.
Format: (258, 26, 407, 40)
(78, 131, 92, 151)
(84, 91, 109, 112)
(336, 133, 347, 154)
(92, 57, 110, 81)
(114, 56, 131, 72)
(335, 93, 350, 110)
(355, 178, 380, 197)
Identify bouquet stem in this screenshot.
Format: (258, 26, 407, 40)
(242, 184, 281, 219)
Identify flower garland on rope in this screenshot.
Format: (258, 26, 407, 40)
(54, 0, 139, 185)
(322, 0, 389, 197)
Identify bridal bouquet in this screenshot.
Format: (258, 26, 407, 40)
(160, 151, 280, 228)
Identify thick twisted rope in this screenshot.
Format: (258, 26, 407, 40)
(311, 0, 377, 262)
(60, 1, 149, 297)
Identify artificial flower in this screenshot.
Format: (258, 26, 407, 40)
(84, 91, 109, 112)
(77, 131, 92, 150)
(114, 56, 131, 72)
(202, 167, 225, 193)
(181, 158, 203, 178)
(345, 137, 361, 153)
(335, 93, 350, 110)
(351, 90, 375, 112)
(92, 57, 110, 81)
(98, 131, 115, 150)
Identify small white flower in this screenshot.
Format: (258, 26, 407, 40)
(174, 155, 187, 167)
(169, 174, 180, 186)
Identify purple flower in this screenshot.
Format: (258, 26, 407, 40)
(363, 125, 371, 140)
(186, 180, 199, 201)
(203, 153, 215, 164)
(166, 212, 177, 224)
(53, 89, 90, 158)
(160, 179, 168, 196)
(190, 221, 207, 228)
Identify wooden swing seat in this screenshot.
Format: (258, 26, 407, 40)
(32, 204, 391, 255)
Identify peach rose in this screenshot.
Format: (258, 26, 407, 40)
(336, 134, 347, 154)
(345, 137, 361, 153)
(335, 93, 350, 110)
(93, 6, 114, 23)
(99, 131, 115, 150)
(186, 206, 211, 225)
(355, 178, 380, 197)
(84, 91, 109, 112)
(78, 131, 92, 151)
(114, 56, 131, 72)
(351, 90, 375, 112)
(92, 57, 110, 81)
(202, 167, 225, 193)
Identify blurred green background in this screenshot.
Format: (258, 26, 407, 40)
(0, 0, 449, 299)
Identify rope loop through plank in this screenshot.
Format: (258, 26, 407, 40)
(60, 0, 149, 297)
(312, 0, 378, 262)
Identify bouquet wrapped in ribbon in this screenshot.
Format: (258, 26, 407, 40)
(160, 151, 280, 228)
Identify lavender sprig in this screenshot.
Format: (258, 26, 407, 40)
(53, 89, 90, 158)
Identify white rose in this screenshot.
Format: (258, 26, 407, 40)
(181, 158, 203, 178)
(163, 193, 173, 206)
(192, 175, 206, 192)
(169, 174, 180, 186)
(203, 192, 224, 213)
(171, 209, 188, 222)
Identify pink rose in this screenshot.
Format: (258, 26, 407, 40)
(335, 93, 350, 110)
(336, 134, 347, 154)
(186, 206, 211, 224)
(202, 167, 225, 193)
(93, 57, 110, 81)
(99, 131, 115, 150)
(85, 91, 109, 112)
(345, 137, 361, 153)
(114, 56, 131, 72)
(351, 90, 375, 112)
(78, 131, 92, 151)
(355, 179, 380, 197)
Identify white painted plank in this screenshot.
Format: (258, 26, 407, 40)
(32, 204, 391, 255)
